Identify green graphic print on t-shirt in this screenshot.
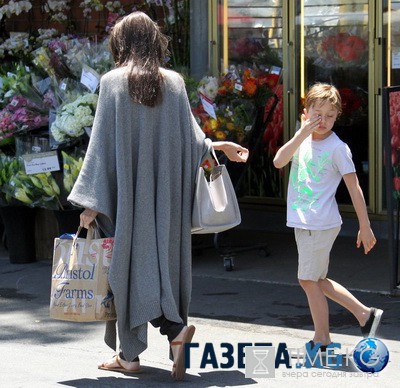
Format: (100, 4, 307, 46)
(290, 149, 332, 212)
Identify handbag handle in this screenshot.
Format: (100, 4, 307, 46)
(210, 145, 220, 166)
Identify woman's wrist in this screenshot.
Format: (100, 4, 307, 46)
(212, 141, 230, 151)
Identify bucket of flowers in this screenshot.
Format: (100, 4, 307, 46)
(50, 92, 98, 144)
(192, 65, 276, 146)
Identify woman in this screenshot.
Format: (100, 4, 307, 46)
(68, 11, 248, 381)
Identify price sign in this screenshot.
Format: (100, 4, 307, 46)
(199, 92, 216, 120)
(80, 65, 100, 93)
(22, 151, 60, 175)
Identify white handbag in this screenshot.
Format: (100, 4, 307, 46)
(191, 146, 241, 234)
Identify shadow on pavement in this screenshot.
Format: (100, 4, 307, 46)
(60, 368, 256, 387)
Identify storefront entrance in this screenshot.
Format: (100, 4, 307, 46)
(210, 0, 387, 213)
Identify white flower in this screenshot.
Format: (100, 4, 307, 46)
(105, 1, 124, 14)
(43, 1, 71, 23)
(79, 0, 103, 18)
(50, 93, 98, 142)
(0, 1, 32, 20)
(36, 28, 59, 46)
(0, 32, 32, 58)
(198, 76, 219, 101)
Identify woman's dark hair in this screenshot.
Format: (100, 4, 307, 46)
(109, 12, 170, 107)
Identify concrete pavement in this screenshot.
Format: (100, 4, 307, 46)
(0, 230, 399, 387)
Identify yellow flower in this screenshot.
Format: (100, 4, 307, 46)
(226, 122, 235, 130)
(210, 119, 218, 130)
(14, 188, 32, 204)
(215, 130, 226, 140)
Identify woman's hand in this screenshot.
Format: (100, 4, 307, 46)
(212, 141, 249, 163)
(80, 208, 98, 229)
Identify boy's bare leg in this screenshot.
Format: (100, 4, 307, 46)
(299, 279, 331, 345)
(318, 278, 371, 326)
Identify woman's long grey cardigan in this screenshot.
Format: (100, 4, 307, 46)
(68, 67, 211, 361)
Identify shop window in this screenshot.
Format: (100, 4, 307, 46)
(216, 0, 285, 200)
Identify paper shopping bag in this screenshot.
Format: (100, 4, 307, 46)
(49, 226, 117, 322)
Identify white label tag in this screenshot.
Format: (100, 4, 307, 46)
(23, 151, 60, 174)
(234, 83, 243, 91)
(199, 93, 216, 120)
(36, 77, 51, 94)
(80, 65, 100, 93)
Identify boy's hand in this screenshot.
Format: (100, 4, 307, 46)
(356, 228, 377, 254)
(299, 109, 321, 137)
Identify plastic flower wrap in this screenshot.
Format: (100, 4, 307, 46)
(316, 31, 367, 68)
(61, 149, 84, 194)
(1, 95, 49, 133)
(50, 92, 98, 143)
(0, 109, 15, 144)
(192, 65, 275, 144)
(0, 67, 51, 147)
(0, 155, 62, 209)
(0, 155, 19, 205)
(64, 37, 114, 80)
(0, 63, 32, 105)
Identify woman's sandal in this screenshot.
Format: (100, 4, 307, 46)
(170, 325, 196, 381)
(98, 354, 142, 374)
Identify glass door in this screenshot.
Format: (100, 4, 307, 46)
(215, 0, 285, 200)
(386, 0, 400, 87)
(294, 0, 371, 206)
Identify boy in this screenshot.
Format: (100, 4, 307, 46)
(273, 83, 383, 350)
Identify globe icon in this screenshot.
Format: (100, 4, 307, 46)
(353, 338, 389, 373)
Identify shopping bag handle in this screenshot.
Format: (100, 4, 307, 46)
(72, 225, 96, 248)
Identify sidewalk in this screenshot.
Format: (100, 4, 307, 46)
(0, 231, 399, 387)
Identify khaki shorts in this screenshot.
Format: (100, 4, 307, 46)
(295, 226, 341, 281)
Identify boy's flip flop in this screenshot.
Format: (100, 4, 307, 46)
(171, 325, 196, 381)
(98, 355, 142, 374)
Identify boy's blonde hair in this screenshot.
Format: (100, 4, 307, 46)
(304, 83, 342, 116)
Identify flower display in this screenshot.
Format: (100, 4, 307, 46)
(79, 0, 104, 18)
(0, 155, 62, 209)
(191, 65, 276, 144)
(64, 37, 114, 79)
(316, 32, 367, 68)
(43, 1, 71, 23)
(1, 95, 49, 133)
(0, 1, 32, 20)
(50, 93, 98, 143)
(61, 150, 84, 194)
(0, 32, 32, 60)
(0, 67, 50, 145)
(105, 1, 124, 14)
(0, 1, 191, 212)
(35, 28, 60, 46)
(388, 90, 400, 200)
(197, 76, 219, 101)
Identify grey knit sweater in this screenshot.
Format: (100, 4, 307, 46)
(68, 67, 210, 361)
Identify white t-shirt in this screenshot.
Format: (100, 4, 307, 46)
(287, 132, 355, 230)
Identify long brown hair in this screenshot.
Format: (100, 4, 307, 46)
(109, 12, 170, 107)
